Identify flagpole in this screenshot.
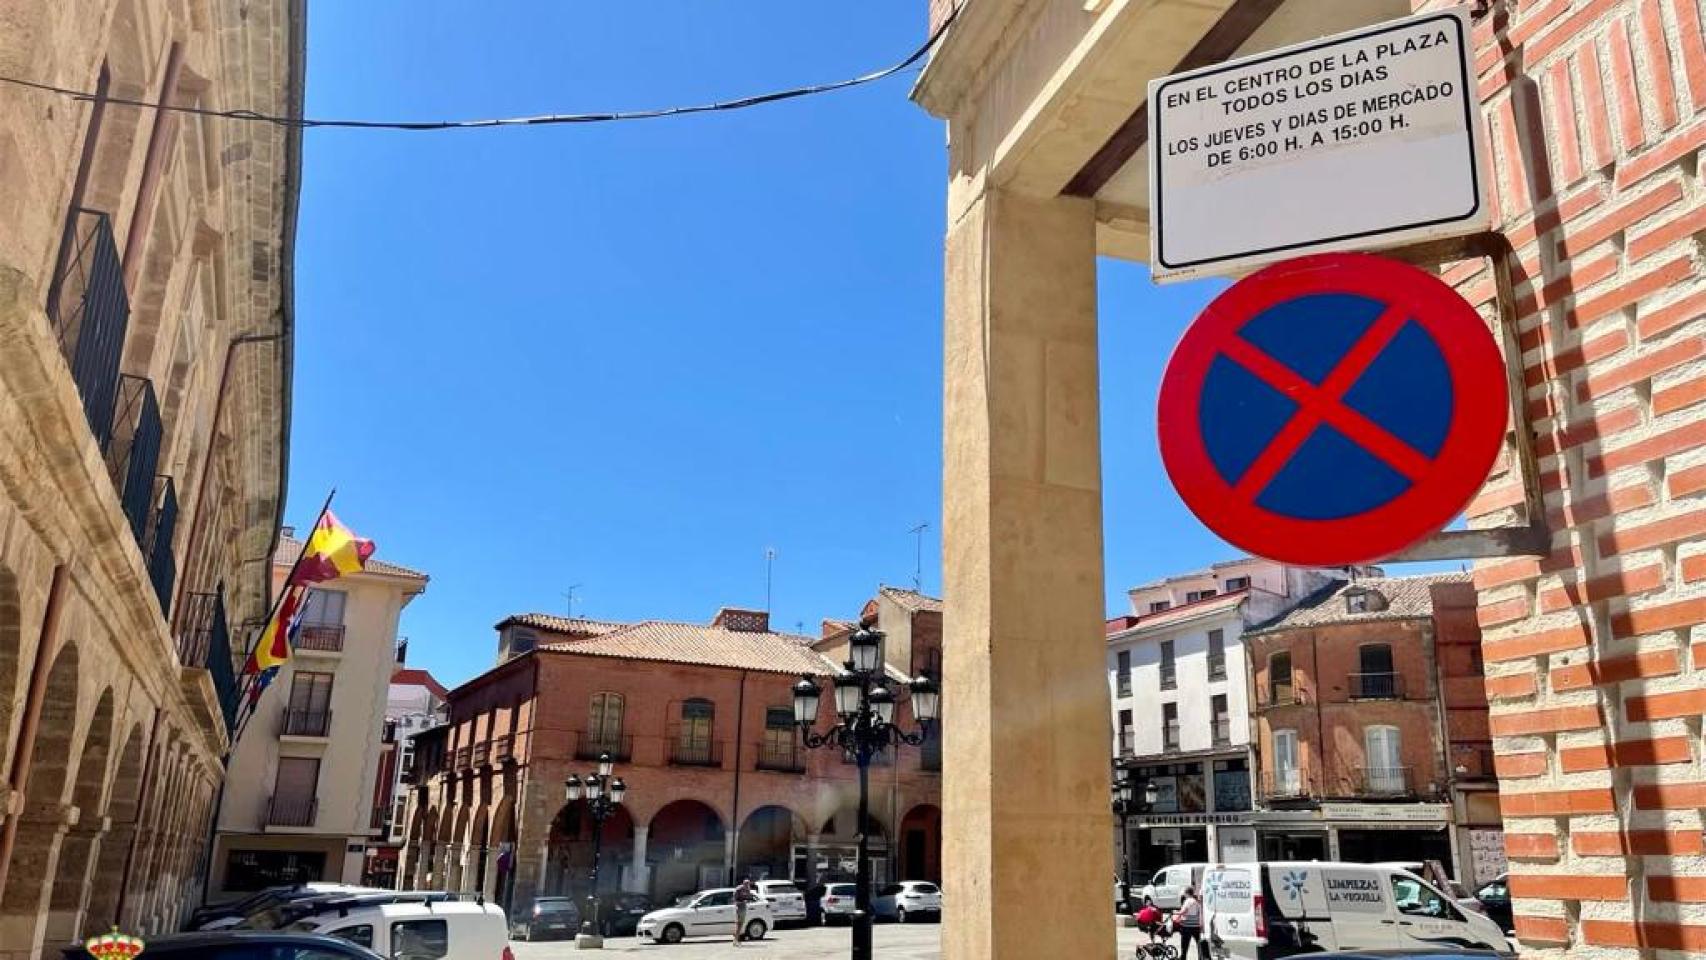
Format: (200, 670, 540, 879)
(233, 488, 336, 715)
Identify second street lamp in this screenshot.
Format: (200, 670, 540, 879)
(1111, 770, 1160, 912)
(565, 753, 626, 949)
(792, 627, 941, 960)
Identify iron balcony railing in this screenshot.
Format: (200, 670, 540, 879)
(1213, 718, 1232, 746)
(176, 590, 238, 731)
(281, 708, 332, 737)
(1163, 720, 1181, 752)
(1261, 765, 1317, 800)
(106, 375, 163, 545)
(472, 741, 491, 767)
(266, 795, 317, 828)
(493, 733, 515, 762)
(48, 209, 129, 451)
(1208, 655, 1227, 680)
(668, 737, 724, 768)
(1160, 665, 1177, 690)
(756, 741, 805, 773)
(453, 746, 472, 770)
(1116, 672, 1131, 697)
(1349, 672, 1404, 700)
(144, 476, 177, 616)
(1118, 729, 1136, 757)
(1262, 685, 1299, 708)
(574, 731, 633, 762)
(1354, 765, 1411, 797)
(295, 624, 345, 652)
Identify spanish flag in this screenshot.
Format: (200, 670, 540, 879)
(295, 510, 376, 585)
(251, 582, 305, 672)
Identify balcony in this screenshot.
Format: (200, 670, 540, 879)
(296, 624, 346, 653)
(1454, 744, 1496, 780)
(492, 734, 515, 763)
(1160, 666, 1177, 691)
(1260, 766, 1317, 801)
(107, 375, 163, 545)
(1261, 686, 1300, 709)
(668, 738, 724, 768)
(1349, 672, 1404, 700)
(176, 590, 238, 731)
(48, 209, 129, 452)
(1163, 720, 1181, 753)
(1117, 729, 1136, 758)
(453, 746, 472, 771)
(266, 795, 318, 828)
(281, 708, 332, 738)
(1208, 656, 1227, 681)
(472, 741, 491, 768)
(1212, 718, 1231, 747)
(144, 477, 177, 616)
(1354, 765, 1412, 797)
(574, 731, 633, 762)
(756, 741, 806, 773)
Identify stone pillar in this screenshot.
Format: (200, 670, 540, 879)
(0, 810, 71, 960)
(940, 186, 1113, 960)
(44, 817, 107, 943)
(83, 822, 134, 931)
(625, 826, 650, 893)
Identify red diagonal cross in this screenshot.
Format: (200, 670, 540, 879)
(1220, 305, 1434, 501)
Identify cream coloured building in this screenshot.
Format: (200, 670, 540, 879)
(208, 530, 426, 901)
(0, 0, 298, 955)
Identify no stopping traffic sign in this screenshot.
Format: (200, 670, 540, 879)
(1157, 253, 1508, 565)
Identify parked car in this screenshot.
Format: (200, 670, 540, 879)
(63, 930, 385, 960)
(754, 879, 808, 926)
(873, 881, 942, 923)
(818, 883, 860, 925)
(1474, 874, 1512, 934)
(282, 899, 511, 959)
(599, 892, 655, 937)
(1373, 862, 1486, 916)
(510, 895, 580, 941)
(1200, 861, 1512, 959)
(636, 888, 773, 944)
(190, 883, 380, 931)
(241, 890, 458, 931)
(1141, 862, 1209, 909)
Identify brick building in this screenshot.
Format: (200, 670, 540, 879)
(1245, 575, 1502, 884)
(397, 588, 942, 912)
(0, 0, 297, 955)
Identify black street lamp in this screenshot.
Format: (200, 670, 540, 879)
(565, 752, 626, 948)
(792, 627, 941, 960)
(1111, 769, 1160, 911)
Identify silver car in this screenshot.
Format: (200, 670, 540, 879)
(818, 883, 860, 925)
(872, 881, 942, 923)
(754, 880, 807, 925)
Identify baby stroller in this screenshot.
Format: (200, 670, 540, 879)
(1134, 907, 1178, 960)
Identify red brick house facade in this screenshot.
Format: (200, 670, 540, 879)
(397, 588, 942, 910)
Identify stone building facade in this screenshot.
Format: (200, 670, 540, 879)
(0, 0, 298, 955)
(397, 589, 943, 914)
(1245, 575, 1502, 883)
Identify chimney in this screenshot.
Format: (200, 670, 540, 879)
(281, 525, 295, 538)
(712, 607, 770, 633)
(821, 619, 851, 640)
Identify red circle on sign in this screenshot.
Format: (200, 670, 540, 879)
(1157, 253, 1509, 565)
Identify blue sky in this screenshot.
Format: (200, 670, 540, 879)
(287, 5, 1392, 689)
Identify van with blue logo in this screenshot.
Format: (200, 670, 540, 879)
(1201, 862, 1511, 958)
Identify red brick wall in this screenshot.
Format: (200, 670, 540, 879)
(1419, 0, 1706, 952)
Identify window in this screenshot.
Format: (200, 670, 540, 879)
(326, 925, 373, 948)
(299, 589, 346, 625)
(1211, 694, 1230, 745)
(1364, 725, 1404, 794)
(391, 918, 449, 960)
(510, 629, 537, 655)
(1207, 629, 1226, 679)
(588, 692, 625, 745)
(1117, 708, 1133, 754)
(1345, 587, 1388, 613)
(1162, 703, 1180, 751)
(1116, 650, 1132, 696)
(678, 698, 715, 764)
(1159, 641, 1176, 690)
(1225, 576, 1251, 591)
(1272, 729, 1300, 794)
(1355, 644, 1398, 699)
(1390, 875, 1461, 921)
(285, 672, 333, 735)
(698, 891, 734, 908)
(223, 849, 326, 892)
(1269, 651, 1294, 705)
(1148, 600, 1171, 613)
(1186, 589, 1217, 602)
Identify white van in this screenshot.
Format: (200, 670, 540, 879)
(1141, 862, 1209, 909)
(1202, 862, 1512, 959)
(285, 899, 512, 960)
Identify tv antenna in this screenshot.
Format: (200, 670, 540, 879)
(909, 523, 929, 592)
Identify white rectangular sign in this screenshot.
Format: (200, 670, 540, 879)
(1148, 6, 1489, 282)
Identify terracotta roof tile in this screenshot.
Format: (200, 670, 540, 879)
(273, 535, 427, 580)
(541, 620, 835, 675)
(1108, 591, 1248, 638)
(879, 587, 943, 613)
(1247, 573, 1469, 635)
(391, 667, 450, 700)
(495, 613, 627, 636)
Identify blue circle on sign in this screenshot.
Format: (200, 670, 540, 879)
(1197, 293, 1454, 521)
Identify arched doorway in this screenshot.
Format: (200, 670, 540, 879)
(46, 687, 114, 940)
(546, 799, 637, 902)
(85, 724, 144, 928)
(735, 805, 802, 883)
(646, 799, 725, 904)
(488, 795, 518, 910)
(447, 804, 472, 890)
(899, 804, 941, 883)
(817, 806, 890, 887)
(0, 640, 79, 953)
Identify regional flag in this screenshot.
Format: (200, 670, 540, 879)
(294, 510, 376, 586)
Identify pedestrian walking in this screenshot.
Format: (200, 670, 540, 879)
(734, 876, 757, 945)
(1175, 886, 1204, 960)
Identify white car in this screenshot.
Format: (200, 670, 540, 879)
(199, 883, 381, 930)
(637, 888, 773, 944)
(1141, 862, 1209, 910)
(818, 883, 860, 924)
(283, 898, 512, 959)
(873, 880, 942, 923)
(754, 879, 807, 924)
